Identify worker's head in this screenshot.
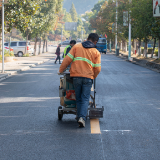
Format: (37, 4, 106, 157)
(58, 44, 61, 47)
(87, 33, 99, 45)
(70, 40, 76, 47)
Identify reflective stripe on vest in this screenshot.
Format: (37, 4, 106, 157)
(67, 53, 101, 67)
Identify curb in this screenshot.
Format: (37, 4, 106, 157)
(0, 59, 51, 81)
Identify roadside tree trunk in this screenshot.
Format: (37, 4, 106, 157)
(122, 40, 124, 52)
(0, 31, 2, 55)
(43, 39, 45, 53)
(158, 38, 160, 58)
(25, 30, 28, 54)
(132, 39, 134, 54)
(39, 38, 41, 55)
(143, 41, 147, 58)
(34, 36, 37, 56)
(134, 39, 136, 55)
(138, 40, 141, 56)
(125, 41, 127, 52)
(112, 41, 114, 49)
(9, 31, 12, 52)
(46, 39, 48, 52)
(136, 41, 138, 55)
(151, 38, 156, 58)
(120, 41, 122, 50)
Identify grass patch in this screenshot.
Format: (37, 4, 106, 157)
(153, 58, 160, 63)
(154, 51, 158, 56)
(23, 53, 30, 57)
(4, 49, 14, 57)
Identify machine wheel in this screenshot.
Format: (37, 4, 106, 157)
(58, 106, 63, 120)
(18, 51, 23, 57)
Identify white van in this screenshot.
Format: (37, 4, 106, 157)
(4, 41, 34, 57)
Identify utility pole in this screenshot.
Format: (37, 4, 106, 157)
(61, 25, 63, 44)
(115, 0, 118, 52)
(128, 0, 131, 60)
(81, 28, 83, 41)
(2, 0, 4, 73)
(110, 39, 111, 52)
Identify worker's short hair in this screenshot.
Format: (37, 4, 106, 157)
(70, 40, 76, 44)
(88, 33, 99, 42)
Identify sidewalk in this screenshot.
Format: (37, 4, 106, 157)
(0, 52, 56, 80)
(110, 49, 160, 73)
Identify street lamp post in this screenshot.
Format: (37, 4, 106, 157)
(128, 0, 132, 60)
(61, 24, 63, 44)
(2, 0, 4, 73)
(115, 0, 118, 52)
(81, 28, 83, 41)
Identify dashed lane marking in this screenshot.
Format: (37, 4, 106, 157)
(90, 119, 101, 134)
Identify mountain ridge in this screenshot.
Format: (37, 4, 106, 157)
(63, 0, 100, 14)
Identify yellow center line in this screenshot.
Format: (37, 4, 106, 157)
(90, 119, 101, 134)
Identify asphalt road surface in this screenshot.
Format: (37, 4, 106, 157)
(0, 49, 160, 160)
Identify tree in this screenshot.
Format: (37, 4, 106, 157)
(131, 0, 154, 57)
(69, 3, 78, 22)
(4, 0, 39, 53)
(63, 9, 72, 22)
(150, 19, 160, 58)
(28, 0, 63, 55)
(3, 0, 63, 55)
(91, 0, 105, 14)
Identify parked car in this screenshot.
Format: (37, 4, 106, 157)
(4, 46, 13, 51)
(4, 41, 33, 57)
(76, 39, 82, 43)
(60, 40, 70, 46)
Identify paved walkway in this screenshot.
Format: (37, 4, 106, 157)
(0, 52, 56, 80)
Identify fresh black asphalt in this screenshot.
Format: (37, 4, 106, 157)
(0, 52, 160, 160)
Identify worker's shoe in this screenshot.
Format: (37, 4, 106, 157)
(78, 117, 85, 127)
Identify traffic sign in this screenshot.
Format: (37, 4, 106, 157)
(153, 0, 160, 17)
(65, 22, 77, 31)
(123, 11, 128, 26)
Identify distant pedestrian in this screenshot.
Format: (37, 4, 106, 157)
(55, 44, 61, 64)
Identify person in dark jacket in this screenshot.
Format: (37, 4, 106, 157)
(64, 40, 76, 58)
(55, 44, 61, 64)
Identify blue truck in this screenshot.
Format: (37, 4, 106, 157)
(96, 38, 107, 54)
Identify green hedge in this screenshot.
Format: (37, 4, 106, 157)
(148, 49, 152, 54)
(154, 51, 158, 56)
(141, 48, 155, 54)
(23, 53, 30, 57)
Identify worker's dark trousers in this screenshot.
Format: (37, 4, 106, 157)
(55, 55, 61, 64)
(73, 77, 92, 121)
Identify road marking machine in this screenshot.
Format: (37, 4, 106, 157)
(58, 70, 104, 120)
